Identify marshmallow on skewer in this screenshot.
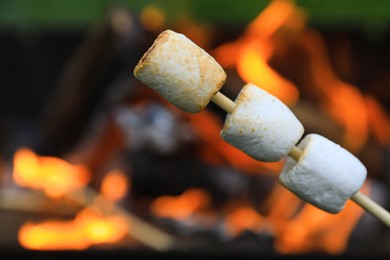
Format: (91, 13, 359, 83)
(221, 83, 304, 162)
(132, 29, 390, 226)
(134, 30, 227, 113)
(279, 134, 367, 213)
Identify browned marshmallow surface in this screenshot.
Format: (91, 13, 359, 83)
(134, 30, 226, 112)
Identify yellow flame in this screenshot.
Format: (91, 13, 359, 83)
(12, 148, 90, 198)
(237, 40, 299, 104)
(213, 0, 303, 105)
(18, 207, 128, 250)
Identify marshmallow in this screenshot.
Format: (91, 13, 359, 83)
(221, 83, 304, 162)
(278, 134, 367, 213)
(133, 30, 227, 113)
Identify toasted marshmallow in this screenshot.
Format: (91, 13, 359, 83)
(221, 83, 304, 162)
(133, 30, 226, 113)
(279, 134, 367, 213)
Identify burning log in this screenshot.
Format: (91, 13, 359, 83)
(10, 147, 176, 251)
(133, 29, 390, 227)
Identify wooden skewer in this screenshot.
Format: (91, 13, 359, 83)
(212, 92, 236, 113)
(211, 91, 390, 228)
(350, 191, 390, 227)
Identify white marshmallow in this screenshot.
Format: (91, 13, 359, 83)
(221, 83, 304, 162)
(133, 30, 226, 113)
(278, 134, 367, 213)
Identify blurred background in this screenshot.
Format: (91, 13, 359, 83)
(0, 0, 390, 258)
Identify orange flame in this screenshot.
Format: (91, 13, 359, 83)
(213, 0, 302, 105)
(12, 148, 90, 198)
(264, 183, 304, 233)
(213, 0, 390, 152)
(18, 207, 128, 250)
(364, 95, 390, 146)
(224, 206, 265, 236)
(237, 40, 299, 104)
(100, 169, 130, 202)
(150, 188, 210, 220)
(298, 29, 370, 152)
(266, 183, 370, 254)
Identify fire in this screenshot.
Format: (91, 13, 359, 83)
(213, 0, 302, 105)
(266, 183, 370, 254)
(12, 149, 131, 250)
(298, 29, 370, 152)
(100, 169, 130, 202)
(364, 95, 390, 146)
(18, 207, 128, 250)
(12, 148, 90, 198)
(237, 40, 299, 104)
(150, 188, 210, 220)
(212, 0, 390, 153)
(264, 183, 303, 233)
(224, 206, 265, 236)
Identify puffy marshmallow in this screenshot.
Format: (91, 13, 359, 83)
(221, 83, 304, 162)
(278, 134, 367, 213)
(133, 30, 226, 113)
